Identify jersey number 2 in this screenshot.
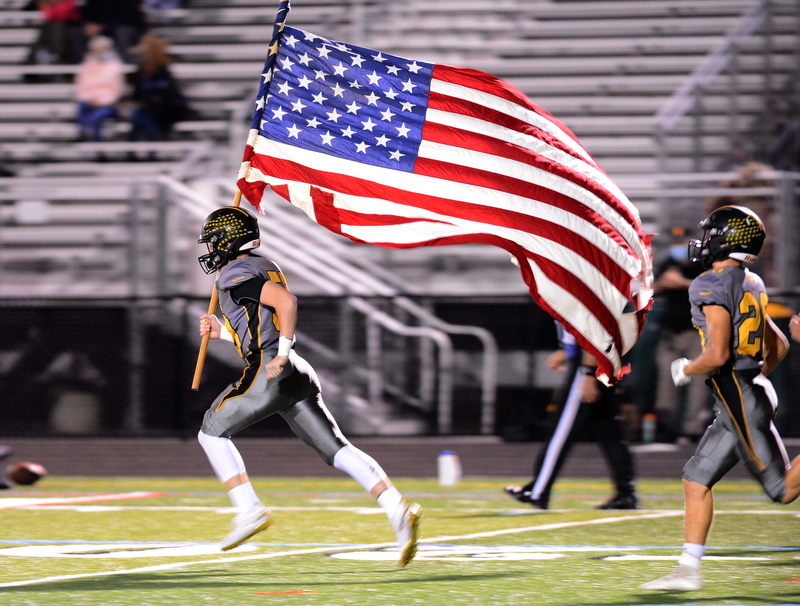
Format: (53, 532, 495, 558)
(738, 290, 768, 358)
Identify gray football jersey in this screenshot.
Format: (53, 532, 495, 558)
(216, 255, 288, 358)
(689, 265, 766, 372)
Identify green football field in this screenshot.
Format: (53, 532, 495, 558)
(1, 476, 798, 605)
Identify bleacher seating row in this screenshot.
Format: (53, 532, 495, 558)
(0, 177, 159, 297)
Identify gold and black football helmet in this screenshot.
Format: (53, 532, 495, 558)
(688, 205, 765, 268)
(197, 206, 260, 273)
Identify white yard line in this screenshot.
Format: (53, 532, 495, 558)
(0, 510, 684, 588)
(437, 508, 800, 544)
(419, 510, 685, 543)
(0, 545, 383, 588)
(0, 492, 165, 510)
(8, 505, 388, 514)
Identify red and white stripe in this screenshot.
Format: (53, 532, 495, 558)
(238, 63, 653, 383)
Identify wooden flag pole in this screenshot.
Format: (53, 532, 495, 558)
(191, 188, 243, 390)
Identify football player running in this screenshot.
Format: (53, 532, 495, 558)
(195, 206, 421, 565)
(642, 205, 800, 591)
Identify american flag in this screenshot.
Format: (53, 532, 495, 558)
(237, 1, 653, 384)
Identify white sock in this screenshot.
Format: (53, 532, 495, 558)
(197, 431, 246, 483)
(228, 483, 260, 514)
(682, 542, 705, 560)
(377, 485, 405, 527)
(332, 444, 387, 493)
(678, 549, 702, 570)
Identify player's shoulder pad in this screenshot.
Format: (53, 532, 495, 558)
(743, 267, 766, 290)
(689, 267, 730, 306)
(217, 256, 276, 292)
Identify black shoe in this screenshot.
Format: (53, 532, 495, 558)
(504, 484, 548, 509)
(597, 494, 638, 510)
(504, 484, 527, 498)
(523, 494, 549, 510)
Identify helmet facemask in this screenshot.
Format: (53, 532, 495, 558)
(198, 228, 231, 274)
(687, 237, 705, 266)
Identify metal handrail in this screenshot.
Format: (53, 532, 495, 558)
(171, 140, 215, 180)
(393, 296, 498, 435)
(347, 296, 455, 434)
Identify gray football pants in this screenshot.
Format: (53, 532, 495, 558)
(682, 370, 789, 502)
(200, 349, 348, 466)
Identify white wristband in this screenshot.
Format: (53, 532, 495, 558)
(219, 328, 234, 343)
(278, 336, 293, 356)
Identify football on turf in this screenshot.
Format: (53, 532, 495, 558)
(6, 462, 47, 486)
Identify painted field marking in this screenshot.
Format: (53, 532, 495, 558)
(5, 504, 387, 514)
(0, 543, 259, 558)
(418, 510, 684, 543)
(255, 590, 317, 595)
(1, 508, 796, 587)
(333, 546, 794, 563)
(0, 510, 683, 588)
(0, 544, 382, 588)
(600, 554, 774, 562)
(332, 544, 642, 562)
(3, 500, 798, 517)
(0, 492, 166, 510)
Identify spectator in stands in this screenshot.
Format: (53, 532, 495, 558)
(127, 34, 188, 146)
(23, 0, 83, 81)
(81, 0, 146, 64)
(653, 227, 711, 443)
(75, 35, 125, 142)
(142, 0, 183, 14)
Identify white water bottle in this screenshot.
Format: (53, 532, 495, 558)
(437, 451, 462, 486)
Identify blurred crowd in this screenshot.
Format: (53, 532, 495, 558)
(24, 0, 189, 147)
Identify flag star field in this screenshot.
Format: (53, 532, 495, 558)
(253, 26, 432, 173)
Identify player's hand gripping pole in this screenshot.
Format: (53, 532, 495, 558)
(191, 189, 242, 390)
